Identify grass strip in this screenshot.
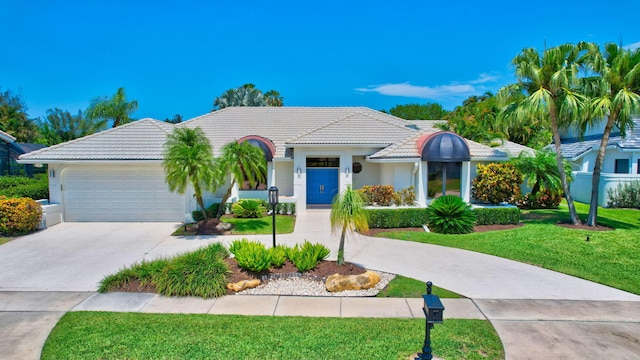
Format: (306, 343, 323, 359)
(42, 312, 503, 360)
(377, 275, 464, 298)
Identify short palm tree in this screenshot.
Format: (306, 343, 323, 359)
(583, 43, 640, 226)
(213, 84, 266, 110)
(331, 186, 368, 265)
(86, 87, 138, 128)
(264, 90, 284, 106)
(498, 44, 589, 225)
(215, 141, 267, 218)
(163, 127, 218, 220)
(510, 149, 571, 196)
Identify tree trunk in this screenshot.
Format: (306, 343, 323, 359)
(216, 178, 236, 218)
(550, 102, 581, 225)
(587, 113, 617, 226)
(337, 224, 347, 265)
(193, 183, 208, 220)
(531, 181, 541, 196)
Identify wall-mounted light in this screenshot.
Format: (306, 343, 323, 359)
(49, 169, 55, 178)
(345, 167, 350, 177)
(297, 167, 301, 177)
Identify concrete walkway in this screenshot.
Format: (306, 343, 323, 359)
(2, 210, 640, 359)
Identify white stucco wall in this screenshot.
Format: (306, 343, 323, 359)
(274, 160, 294, 196)
(351, 156, 379, 189)
(571, 171, 640, 206)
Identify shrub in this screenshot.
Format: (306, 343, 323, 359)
(513, 190, 563, 209)
(472, 163, 523, 205)
(192, 203, 220, 222)
(281, 202, 290, 215)
(232, 199, 267, 218)
(289, 203, 296, 215)
(0, 175, 49, 200)
(399, 186, 416, 206)
(0, 196, 43, 235)
(286, 240, 330, 272)
(153, 243, 230, 298)
(269, 245, 288, 268)
(425, 195, 476, 234)
(607, 181, 640, 209)
(473, 206, 520, 225)
(366, 208, 429, 228)
(357, 185, 396, 206)
(274, 203, 283, 215)
(229, 239, 272, 272)
(99, 258, 170, 292)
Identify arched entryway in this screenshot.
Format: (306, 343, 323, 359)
(417, 132, 470, 199)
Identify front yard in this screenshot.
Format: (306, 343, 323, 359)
(378, 202, 640, 295)
(42, 313, 504, 360)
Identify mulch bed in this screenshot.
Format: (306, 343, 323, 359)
(109, 258, 368, 296)
(556, 221, 613, 231)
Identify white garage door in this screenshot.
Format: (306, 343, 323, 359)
(62, 166, 185, 222)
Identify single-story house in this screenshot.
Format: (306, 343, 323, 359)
(549, 118, 640, 206)
(18, 107, 531, 222)
(1, 129, 47, 177)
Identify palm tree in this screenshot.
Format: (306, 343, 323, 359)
(583, 43, 640, 226)
(86, 87, 138, 128)
(264, 90, 284, 106)
(510, 149, 572, 196)
(330, 186, 369, 265)
(213, 84, 266, 110)
(498, 44, 589, 225)
(215, 140, 267, 217)
(163, 127, 218, 220)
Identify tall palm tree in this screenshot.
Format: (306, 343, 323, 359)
(331, 186, 368, 265)
(38, 108, 105, 145)
(215, 140, 267, 217)
(264, 90, 284, 106)
(163, 127, 218, 220)
(86, 87, 138, 128)
(584, 43, 640, 226)
(498, 44, 589, 225)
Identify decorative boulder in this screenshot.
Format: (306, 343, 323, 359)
(216, 222, 232, 231)
(227, 279, 261, 292)
(325, 271, 381, 292)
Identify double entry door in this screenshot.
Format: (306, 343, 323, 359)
(306, 168, 339, 204)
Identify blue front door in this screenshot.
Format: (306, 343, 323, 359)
(307, 168, 339, 204)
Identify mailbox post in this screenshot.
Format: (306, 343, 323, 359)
(416, 281, 445, 360)
(268, 186, 279, 248)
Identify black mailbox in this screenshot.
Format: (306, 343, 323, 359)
(422, 282, 444, 324)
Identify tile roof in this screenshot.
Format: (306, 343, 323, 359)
(545, 118, 640, 159)
(18, 107, 520, 163)
(18, 119, 174, 161)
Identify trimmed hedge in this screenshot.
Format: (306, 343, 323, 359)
(366, 205, 520, 228)
(0, 196, 43, 235)
(0, 175, 49, 200)
(473, 206, 520, 225)
(366, 208, 429, 228)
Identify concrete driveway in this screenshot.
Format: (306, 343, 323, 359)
(0, 222, 197, 291)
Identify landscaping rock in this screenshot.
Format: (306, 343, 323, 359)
(325, 270, 381, 292)
(227, 279, 261, 292)
(216, 222, 232, 231)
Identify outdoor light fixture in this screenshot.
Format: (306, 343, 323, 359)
(268, 186, 279, 248)
(416, 281, 445, 360)
(49, 169, 55, 178)
(297, 167, 301, 177)
(345, 167, 350, 177)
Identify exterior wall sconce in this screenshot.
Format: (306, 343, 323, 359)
(297, 167, 301, 177)
(49, 169, 55, 178)
(345, 167, 350, 177)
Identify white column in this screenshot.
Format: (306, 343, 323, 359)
(460, 161, 471, 203)
(293, 150, 306, 211)
(417, 161, 428, 207)
(268, 162, 275, 187)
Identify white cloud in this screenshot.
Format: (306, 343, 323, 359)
(355, 74, 499, 100)
(624, 41, 640, 50)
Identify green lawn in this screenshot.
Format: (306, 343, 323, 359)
(0, 237, 12, 245)
(377, 275, 464, 298)
(42, 313, 504, 360)
(378, 202, 640, 295)
(173, 215, 295, 236)
(223, 214, 295, 235)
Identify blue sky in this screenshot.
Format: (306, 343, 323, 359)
(2, 0, 639, 122)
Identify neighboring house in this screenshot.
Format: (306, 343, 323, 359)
(0, 130, 47, 177)
(18, 107, 531, 222)
(548, 118, 640, 206)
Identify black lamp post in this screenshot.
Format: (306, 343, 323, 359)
(268, 186, 279, 248)
(416, 281, 445, 360)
